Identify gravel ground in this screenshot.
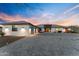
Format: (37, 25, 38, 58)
(0, 33, 79, 56)
(0, 36, 23, 47)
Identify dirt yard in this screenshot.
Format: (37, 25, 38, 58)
(0, 36, 23, 47)
(0, 33, 79, 56)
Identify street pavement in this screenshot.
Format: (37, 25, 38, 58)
(0, 33, 79, 56)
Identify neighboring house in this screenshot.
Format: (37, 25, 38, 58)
(68, 26, 79, 33)
(38, 24, 70, 33)
(0, 21, 39, 36)
(51, 25, 67, 33)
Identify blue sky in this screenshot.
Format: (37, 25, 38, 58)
(0, 3, 77, 16)
(0, 3, 79, 26)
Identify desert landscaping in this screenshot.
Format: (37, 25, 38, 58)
(0, 33, 79, 56)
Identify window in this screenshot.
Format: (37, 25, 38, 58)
(12, 25, 17, 31)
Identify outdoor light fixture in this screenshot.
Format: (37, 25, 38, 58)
(29, 28, 31, 33)
(5, 28, 9, 32)
(19, 27, 26, 36)
(20, 28, 26, 32)
(68, 28, 71, 31)
(4, 28, 10, 35)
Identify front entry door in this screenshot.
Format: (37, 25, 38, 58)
(44, 25, 51, 32)
(45, 28, 51, 32)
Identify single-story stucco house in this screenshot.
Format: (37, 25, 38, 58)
(0, 21, 39, 36)
(38, 24, 71, 33)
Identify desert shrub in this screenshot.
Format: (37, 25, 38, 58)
(58, 31, 62, 33)
(0, 32, 5, 37)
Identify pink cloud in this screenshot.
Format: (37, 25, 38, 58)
(0, 13, 79, 26)
(0, 13, 39, 25)
(54, 14, 79, 26)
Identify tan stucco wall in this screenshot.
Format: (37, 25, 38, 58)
(2, 25, 32, 36)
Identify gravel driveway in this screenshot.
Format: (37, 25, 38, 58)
(0, 33, 79, 56)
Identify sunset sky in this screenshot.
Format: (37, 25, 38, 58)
(0, 3, 79, 26)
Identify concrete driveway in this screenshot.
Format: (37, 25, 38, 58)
(0, 33, 79, 56)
